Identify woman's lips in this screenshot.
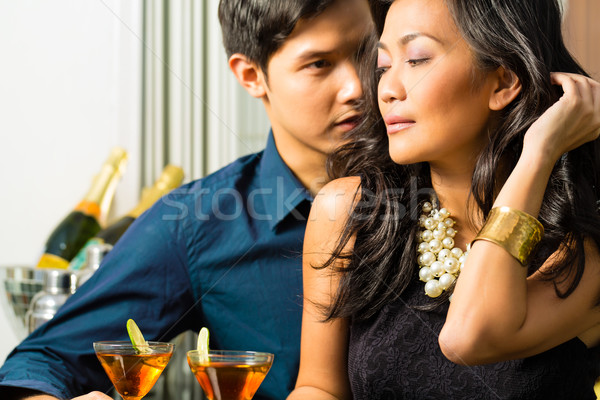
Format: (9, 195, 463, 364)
(384, 116, 415, 134)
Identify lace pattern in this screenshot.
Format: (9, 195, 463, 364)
(348, 278, 600, 400)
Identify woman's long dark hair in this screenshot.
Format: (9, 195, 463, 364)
(322, 0, 600, 321)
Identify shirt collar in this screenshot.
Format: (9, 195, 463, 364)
(259, 130, 313, 231)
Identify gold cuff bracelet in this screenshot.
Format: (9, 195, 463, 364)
(473, 206, 544, 266)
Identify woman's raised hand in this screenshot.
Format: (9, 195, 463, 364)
(523, 72, 600, 163)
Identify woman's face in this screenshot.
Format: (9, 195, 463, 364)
(377, 0, 497, 170)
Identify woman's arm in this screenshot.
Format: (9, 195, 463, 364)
(440, 72, 600, 365)
(287, 177, 361, 400)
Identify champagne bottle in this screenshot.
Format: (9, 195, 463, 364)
(36, 147, 128, 269)
(68, 164, 184, 270)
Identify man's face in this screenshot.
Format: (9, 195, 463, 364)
(261, 0, 373, 178)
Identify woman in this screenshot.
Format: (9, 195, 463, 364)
(287, 0, 600, 399)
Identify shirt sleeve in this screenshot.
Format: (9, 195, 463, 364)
(0, 199, 198, 399)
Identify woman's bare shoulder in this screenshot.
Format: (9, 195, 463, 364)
(311, 176, 361, 218)
(304, 176, 361, 250)
(321, 176, 362, 191)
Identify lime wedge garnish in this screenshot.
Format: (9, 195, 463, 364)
(127, 319, 150, 354)
(197, 327, 210, 353)
(197, 327, 209, 362)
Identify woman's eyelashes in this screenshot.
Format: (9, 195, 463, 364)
(406, 57, 430, 66)
(376, 45, 432, 80)
(375, 57, 430, 79)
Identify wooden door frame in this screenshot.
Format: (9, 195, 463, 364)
(563, 0, 600, 79)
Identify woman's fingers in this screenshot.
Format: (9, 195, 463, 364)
(524, 73, 600, 159)
(550, 72, 582, 100)
(555, 73, 599, 134)
(551, 72, 599, 114)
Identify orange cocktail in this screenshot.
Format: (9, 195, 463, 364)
(94, 341, 174, 400)
(187, 350, 274, 400)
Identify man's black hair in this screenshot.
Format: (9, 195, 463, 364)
(218, 0, 337, 74)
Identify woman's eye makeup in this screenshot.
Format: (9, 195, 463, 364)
(376, 52, 391, 68)
(376, 52, 391, 79)
(377, 45, 432, 71)
(404, 45, 432, 66)
(405, 58, 430, 66)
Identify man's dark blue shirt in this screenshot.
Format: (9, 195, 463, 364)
(0, 132, 312, 400)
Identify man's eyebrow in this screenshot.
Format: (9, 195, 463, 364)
(295, 49, 337, 62)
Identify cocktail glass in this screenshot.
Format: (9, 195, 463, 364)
(94, 341, 174, 400)
(187, 349, 274, 400)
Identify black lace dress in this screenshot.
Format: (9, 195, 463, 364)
(348, 276, 600, 400)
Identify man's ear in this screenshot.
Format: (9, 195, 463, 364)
(489, 67, 522, 111)
(228, 53, 267, 98)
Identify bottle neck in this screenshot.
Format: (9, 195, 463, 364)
(77, 148, 127, 224)
(74, 199, 102, 220)
(126, 165, 184, 218)
(127, 187, 165, 218)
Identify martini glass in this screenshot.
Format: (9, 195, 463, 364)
(94, 341, 174, 400)
(187, 349, 274, 400)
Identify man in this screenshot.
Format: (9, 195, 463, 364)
(0, 0, 373, 399)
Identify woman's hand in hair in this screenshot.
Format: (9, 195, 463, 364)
(523, 72, 600, 164)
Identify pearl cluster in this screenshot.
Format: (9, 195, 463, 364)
(417, 202, 468, 298)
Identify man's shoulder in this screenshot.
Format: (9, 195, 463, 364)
(175, 150, 265, 196)
(134, 150, 267, 241)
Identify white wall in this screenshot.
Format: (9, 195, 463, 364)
(0, 0, 143, 362)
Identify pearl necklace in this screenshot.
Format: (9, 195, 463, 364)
(417, 201, 468, 298)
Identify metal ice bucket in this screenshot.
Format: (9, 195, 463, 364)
(1, 266, 45, 340)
